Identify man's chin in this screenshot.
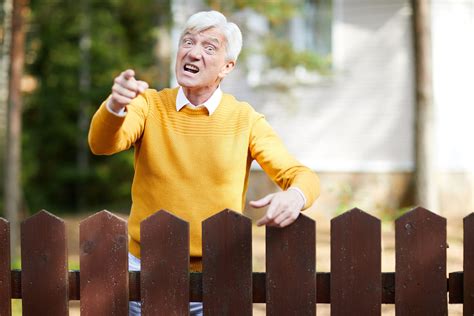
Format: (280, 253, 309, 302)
(178, 83, 197, 89)
(176, 77, 198, 88)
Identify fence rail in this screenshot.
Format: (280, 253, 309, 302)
(0, 207, 471, 315)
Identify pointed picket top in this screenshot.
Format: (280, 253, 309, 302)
(203, 208, 252, 315)
(141, 209, 188, 229)
(395, 206, 447, 314)
(293, 212, 315, 226)
(0, 217, 11, 316)
(22, 209, 65, 226)
(21, 209, 68, 315)
(0, 217, 8, 241)
(80, 210, 128, 316)
(266, 213, 316, 315)
(331, 207, 380, 225)
(80, 209, 126, 227)
(266, 213, 316, 243)
(331, 207, 381, 315)
(464, 212, 474, 314)
(203, 208, 250, 226)
(464, 212, 474, 224)
(396, 206, 445, 223)
(141, 209, 189, 315)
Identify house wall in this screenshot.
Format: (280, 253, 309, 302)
(431, 1, 474, 216)
(170, 0, 474, 217)
(224, 0, 418, 217)
(224, 0, 415, 173)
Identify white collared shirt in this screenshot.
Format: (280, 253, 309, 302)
(107, 86, 223, 117)
(176, 86, 222, 115)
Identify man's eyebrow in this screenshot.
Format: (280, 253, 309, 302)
(182, 32, 194, 39)
(205, 36, 220, 45)
(181, 31, 221, 46)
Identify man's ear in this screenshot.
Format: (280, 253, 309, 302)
(219, 60, 235, 79)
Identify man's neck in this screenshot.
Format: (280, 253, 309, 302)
(182, 86, 218, 106)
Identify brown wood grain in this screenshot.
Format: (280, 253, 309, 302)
(395, 207, 447, 315)
(80, 210, 128, 316)
(141, 210, 189, 316)
(266, 214, 316, 316)
(464, 213, 474, 314)
(21, 210, 68, 315)
(203, 209, 252, 315)
(11, 270, 462, 304)
(331, 208, 381, 315)
(0, 218, 11, 316)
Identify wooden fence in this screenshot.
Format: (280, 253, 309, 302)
(0, 207, 471, 315)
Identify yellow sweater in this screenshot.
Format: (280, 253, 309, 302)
(88, 87, 319, 270)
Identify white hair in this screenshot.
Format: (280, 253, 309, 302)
(181, 11, 243, 62)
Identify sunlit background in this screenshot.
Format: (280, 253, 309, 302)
(1, 0, 473, 314)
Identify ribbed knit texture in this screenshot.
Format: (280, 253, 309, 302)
(89, 87, 319, 271)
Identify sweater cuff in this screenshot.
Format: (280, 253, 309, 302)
(95, 98, 127, 129)
(105, 97, 127, 117)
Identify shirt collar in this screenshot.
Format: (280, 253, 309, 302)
(176, 86, 222, 116)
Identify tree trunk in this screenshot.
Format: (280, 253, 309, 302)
(77, 0, 91, 212)
(412, 0, 437, 212)
(4, 0, 28, 258)
(1, 0, 13, 211)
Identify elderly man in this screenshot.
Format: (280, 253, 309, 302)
(88, 10, 319, 315)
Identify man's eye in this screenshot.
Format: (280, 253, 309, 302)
(205, 46, 215, 53)
(183, 39, 193, 46)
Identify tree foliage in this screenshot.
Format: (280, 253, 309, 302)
(22, 0, 171, 213)
(207, 0, 299, 25)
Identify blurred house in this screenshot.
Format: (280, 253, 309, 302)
(170, 0, 474, 218)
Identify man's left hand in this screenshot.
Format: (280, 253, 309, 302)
(250, 189, 305, 228)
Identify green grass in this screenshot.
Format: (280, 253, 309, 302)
(11, 257, 79, 269)
(12, 300, 21, 316)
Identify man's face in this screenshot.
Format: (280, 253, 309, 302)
(175, 27, 234, 94)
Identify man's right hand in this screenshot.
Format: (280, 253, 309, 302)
(107, 69, 149, 113)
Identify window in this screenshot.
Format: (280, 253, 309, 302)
(239, 0, 332, 86)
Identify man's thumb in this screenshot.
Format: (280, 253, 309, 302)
(249, 194, 274, 208)
(137, 80, 149, 93)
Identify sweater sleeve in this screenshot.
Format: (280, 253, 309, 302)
(88, 91, 150, 155)
(249, 115, 320, 209)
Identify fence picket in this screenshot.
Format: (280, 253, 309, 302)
(0, 218, 11, 316)
(21, 210, 68, 315)
(464, 213, 474, 314)
(202, 209, 252, 315)
(2, 207, 469, 312)
(266, 214, 316, 316)
(331, 208, 381, 315)
(395, 207, 447, 315)
(141, 210, 189, 315)
(80, 210, 128, 316)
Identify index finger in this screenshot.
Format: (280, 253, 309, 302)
(256, 215, 271, 227)
(122, 69, 135, 80)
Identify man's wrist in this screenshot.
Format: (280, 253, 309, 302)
(288, 187, 306, 209)
(106, 97, 127, 117)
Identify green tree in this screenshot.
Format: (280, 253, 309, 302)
(23, 0, 171, 213)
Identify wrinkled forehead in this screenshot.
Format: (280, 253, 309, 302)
(181, 27, 226, 45)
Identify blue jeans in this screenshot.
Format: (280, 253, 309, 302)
(128, 253, 203, 316)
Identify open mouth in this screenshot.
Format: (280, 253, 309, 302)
(184, 63, 199, 74)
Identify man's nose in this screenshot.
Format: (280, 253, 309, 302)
(188, 45, 202, 60)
